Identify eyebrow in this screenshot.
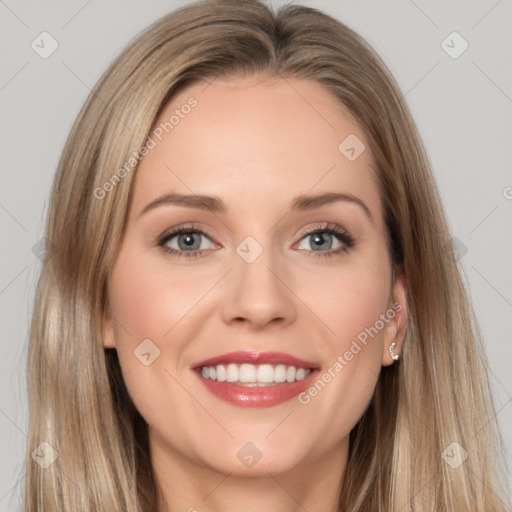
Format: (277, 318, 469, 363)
(138, 191, 373, 222)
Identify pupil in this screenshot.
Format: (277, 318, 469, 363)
(180, 233, 199, 249)
(312, 233, 331, 250)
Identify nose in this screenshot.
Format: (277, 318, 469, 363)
(221, 246, 297, 331)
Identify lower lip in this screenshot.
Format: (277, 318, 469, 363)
(195, 370, 317, 408)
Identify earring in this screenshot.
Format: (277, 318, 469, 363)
(389, 342, 400, 361)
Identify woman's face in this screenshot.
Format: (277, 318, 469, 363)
(103, 75, 406, 478)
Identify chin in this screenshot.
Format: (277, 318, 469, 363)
(197, 445, 307, 477)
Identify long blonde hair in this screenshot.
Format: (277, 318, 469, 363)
(25, 0, 510, 510)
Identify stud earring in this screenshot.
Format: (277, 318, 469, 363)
(389, 341, 400, 361)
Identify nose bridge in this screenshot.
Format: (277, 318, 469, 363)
(220, 233, 297, 329)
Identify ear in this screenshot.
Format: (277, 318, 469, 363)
(381, 268, 407, 366)
(101, 305, 116, 349)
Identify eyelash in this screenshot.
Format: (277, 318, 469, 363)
(157, 222, 355, 260)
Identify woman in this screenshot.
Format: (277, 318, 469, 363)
(25, 0, 510, 510)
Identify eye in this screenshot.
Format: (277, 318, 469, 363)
(295, 223, 355, 258)
(157, 222, 355, 260)
(158, 225, 217, 259)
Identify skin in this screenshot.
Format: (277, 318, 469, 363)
(102, 75, 407, 512)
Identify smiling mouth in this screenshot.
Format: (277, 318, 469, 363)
(191, 350, 318, 407)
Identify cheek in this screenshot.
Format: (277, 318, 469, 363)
(304, 258, 391, 348)
(108, 247, 212, 344)
(107, 249, 200, 441)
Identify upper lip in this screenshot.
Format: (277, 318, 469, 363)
(191, 350, 318, 370)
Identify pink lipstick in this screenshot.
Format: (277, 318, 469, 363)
(191, 350, 319, 408)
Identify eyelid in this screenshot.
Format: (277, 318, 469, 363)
(157, 223, 216, 245)
(295, 221, 346, 239)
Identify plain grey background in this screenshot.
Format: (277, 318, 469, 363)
(1, 0, 511, 509)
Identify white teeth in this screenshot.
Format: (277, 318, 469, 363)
(226, 363, 238, 382)
(239, 363, 257, 383)
(216, 364, 227, 382)
(200, 363, 312, 384)
(274, 364, 287, 383)
(256, 364, 274, 383)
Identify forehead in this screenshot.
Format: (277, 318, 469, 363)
(130, 76, 381, 222)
